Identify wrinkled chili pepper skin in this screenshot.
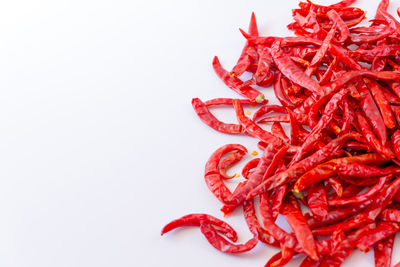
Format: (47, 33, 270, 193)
(281, 194, 319, 261)
(379, 208, 400, 223)
(192, 98, 244, 134)
(161, 214, 237, 242)
(204, 144, 247, 205)
(200, 222, 258, 253)
(374, 234, 395, 267)
(308, 182, 328, 220)
(219, 150, 246, 179)
(356, 221, 399, 252)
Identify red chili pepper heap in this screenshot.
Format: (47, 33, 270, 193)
(162, 0, 400, 266)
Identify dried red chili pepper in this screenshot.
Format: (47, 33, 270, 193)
(356, 221, 399, 252)
(219, 150, 246, 179)
(241, 158, 260, 180)
(374, 234, 395, 267)
(161, 213, 237, 242)
(307, 182, 328, 220)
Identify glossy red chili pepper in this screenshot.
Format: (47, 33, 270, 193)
(264, 247, 295, 267)
(213, 56, 265, 103)
(161, 213, 237, 242)
(243, 198, 279, 246)
(281, 194, 319, 261)
(356, 111, 394, 158)
(204, 98, 260, 107)
(200, 222, 258, 253)
(241, 158, 260, 180)
(271, 122, 290, 143)
(270, 184, 287, 220)
(356, 221, 399, 252)
(219, 150, 246, 179)
(252, 105, 287, 122)
(307, 182, 328, 220)
(328, 175, 390, 206)
(379, 208, 400, 223)
(192, 98, 244, 134)
(374, 234, 395, 267)
(204, 144, 247, 205)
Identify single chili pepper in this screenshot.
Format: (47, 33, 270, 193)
(287, 109, 305, 145)
(213, 56, 265, 103)
(356, 221, 399, 252)
(161, 213, 238, 242)
(327, 177, 343, 198)
(379, 208, 400, 222)
(248, 132, 361, 198)
(241, 158, 260, 180)
(243, 198, 279, 246)
(204, 98, 260, 107)
(364, 78, 396, 129)
(295, 153, 389, 192)
(192, 98, 244, 134)
(200, 222, 258, 254)
(219, 150, 246, 179)
(252, 105, 287, 122)
(307, 182, 328, 221)
(204, 144, 247, 205)
(281, 194, 319, 261)
(252, 46, 274, 86)
(356, 111, 394, 158)
(273, 73, 297, 109)
(374, 234, 395, 267)
(335, 162, 400, 178)
(327, 9, 349, 43)
(233, 99, 282, 144)
(328, 175, 390, 206)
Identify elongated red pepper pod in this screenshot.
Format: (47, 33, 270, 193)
(307, 182, 328, 220)
(204, 144, 247, 205)
(241, 158, 260, 179)
(192, 98, 244, 134)
(213, 56, 265, 103)
(264, 246, 295, 267)
(161, 213, 238, 242)
(270, 40, 325, 96)
(252, 105, 287, 122)
(204, 98, 260, 107)
(281, 194, 319, 261)
(379, 208, 400, 223)
(374, 234, 395, 267)
(328, 175, 390, 206)
(200, 222, 258, 254)
(219, 150, 246, 179)
(356, 221, 399, 252)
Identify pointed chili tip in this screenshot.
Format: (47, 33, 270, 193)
(239, 28, 250, 39)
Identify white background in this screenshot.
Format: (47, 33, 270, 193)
(0, 0, 399, 266)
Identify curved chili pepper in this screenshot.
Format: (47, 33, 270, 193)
(252, 105, 287, 122)
(264, 246, 295, 267)
(243, 198, 279, 246)
(271, 122, 290, 143)
(204, 144, 247, 205)
(200, 222, 258, 254)
(192, 98, 244, 134)
(328, 175, 390, 206)
(241, 158, 260, 180)
(327, 177, 343, 197)
(273, 73, 297, 109)
(219, 150, 246, 179)
(213, 56, 265, 102)
(374, 234, 395, 267)
(161, 213, 237, 242)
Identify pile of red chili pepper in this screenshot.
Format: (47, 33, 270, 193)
(161, 0, 400, 266)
